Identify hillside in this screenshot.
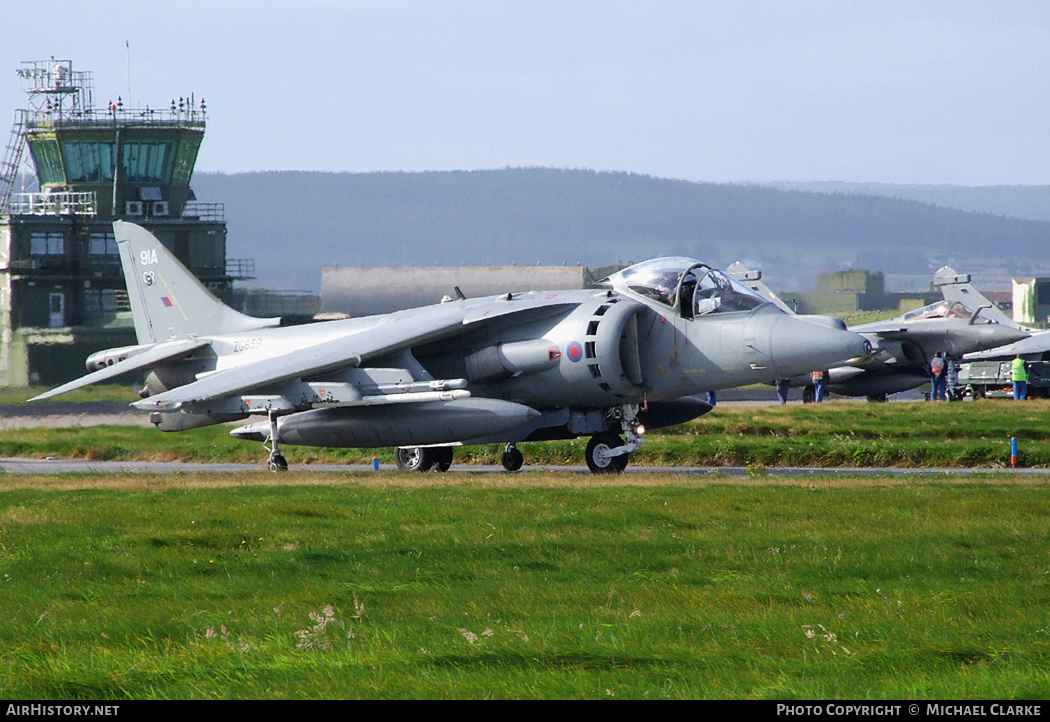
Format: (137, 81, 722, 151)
(189, 169, 1050, 293)
(766, 182, 1050, 223)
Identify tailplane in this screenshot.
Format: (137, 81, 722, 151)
(115, 220, 280, 343)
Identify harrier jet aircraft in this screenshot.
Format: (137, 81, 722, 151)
(728, 263, 1029, 401)
(32, 222, 870, 472)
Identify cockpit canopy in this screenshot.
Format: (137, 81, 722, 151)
(897, 300, 986, 323)
(600, 257, 768, 317)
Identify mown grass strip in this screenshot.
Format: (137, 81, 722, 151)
(1, 476, 1048, 698)
(2, 399, 1047, 468)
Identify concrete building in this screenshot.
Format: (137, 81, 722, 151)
(790, 269, 939, 316)
(1012, 277, 1050, 326)
(805, 269, 887, 314)
(321, 265, 589, 317)
(0, 59, 249, 386)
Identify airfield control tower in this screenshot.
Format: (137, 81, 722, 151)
(0, 58, 253, 386)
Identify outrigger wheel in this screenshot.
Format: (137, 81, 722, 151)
(264, 409, 289, 472)
(267, 453, 288, 473)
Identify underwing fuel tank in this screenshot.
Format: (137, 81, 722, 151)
(830, 372, 932, 398)
(230, 398, 541, 448)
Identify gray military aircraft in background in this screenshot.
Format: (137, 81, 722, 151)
(32, 222, 870, 472)
(728, 263, 1029, 401)
(934, 266, 1050, 363)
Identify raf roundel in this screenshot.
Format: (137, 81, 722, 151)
(567, 341, 583, 363)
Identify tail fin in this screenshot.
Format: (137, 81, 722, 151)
(726, 261, 796, 314)
(115, 220, 280, 344)
(933, 266, 1022, 330)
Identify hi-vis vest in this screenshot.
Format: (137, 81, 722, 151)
(1012, 357, 1028, 382)
(930, 356, 945, 376)
(811, 370, 825, 384)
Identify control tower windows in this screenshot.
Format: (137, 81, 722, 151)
(123, 141, 176, 184)
(83, 288, 119, 314)
(29, 139, 64, 186)
(30, 232, 64, 256)
(88, 232, 118, 255)
(60, 140, 116, 183)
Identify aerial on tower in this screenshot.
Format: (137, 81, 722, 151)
(2, 58, 210, 219)
(1, 59, 95, 211)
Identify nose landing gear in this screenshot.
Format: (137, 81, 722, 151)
(585, 431, 629, 473)
(585, 404, 645, 474)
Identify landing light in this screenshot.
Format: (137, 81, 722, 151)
(635, 424, 646, 436)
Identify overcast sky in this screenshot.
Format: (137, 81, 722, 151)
(3, 0, 1049, 185)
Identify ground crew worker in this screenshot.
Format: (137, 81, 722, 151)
(1012, 355, 1028, 400)
(811, 369, 828, 403)
(776, 378, 790, 405)
(929, 352, 947, 401)
(946, 355, 959, 401)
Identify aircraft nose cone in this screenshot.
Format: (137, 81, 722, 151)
(978, 324, 1030, 351)
(769, 316, 871, 377)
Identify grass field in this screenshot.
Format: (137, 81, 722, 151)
(1, 472, 1049, 699)
(2, 397, 1048, 468)
(2, 397, 1049, 698)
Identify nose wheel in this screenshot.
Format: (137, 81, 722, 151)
(585, 432, 629, 474)
(585, 404, 645, 474)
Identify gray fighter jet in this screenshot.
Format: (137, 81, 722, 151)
(728, 263, 1030, 401)
(934, 266, 1050, 362)
(832, 301, 1030, 399)
(32, 222, 870, 472)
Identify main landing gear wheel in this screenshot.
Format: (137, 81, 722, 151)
(394, 447, 454, 472)
(267, 453, 288, 473)
(395, 447, 434, 472)
(432, 447, 454, 472)
(585, 431, 629, 474)
(802, 387, 815, 404)
(501, 443, 524, 472)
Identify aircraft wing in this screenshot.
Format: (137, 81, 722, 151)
(132, 297, 578, 411)
(29, 339, 210, 401)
